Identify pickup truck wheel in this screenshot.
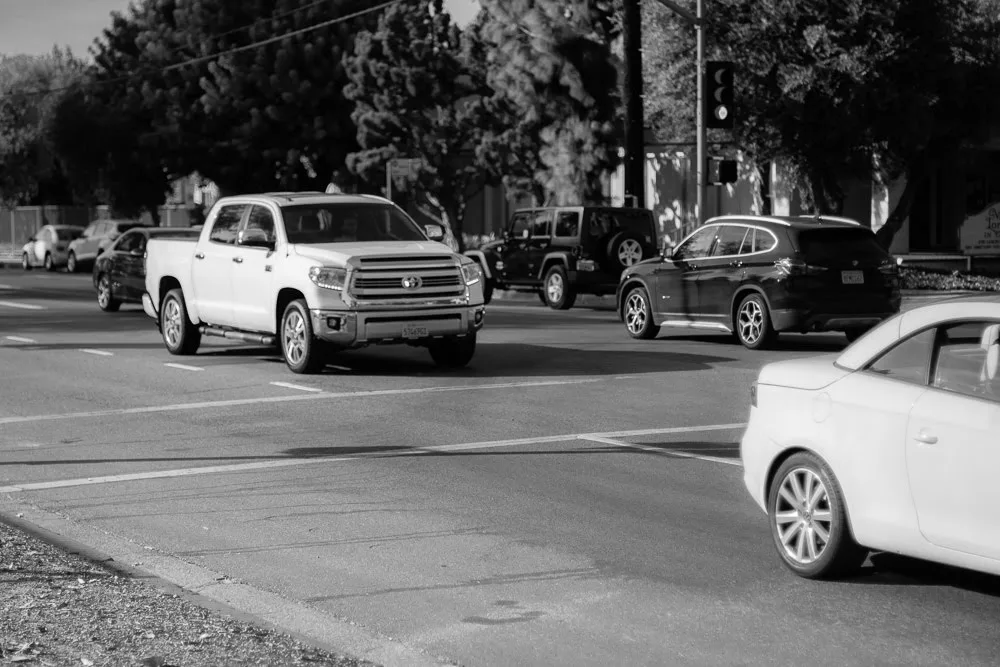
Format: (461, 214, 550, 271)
(281, 300, 326, 374)
(428, 333, 476, 369)
(160, 288, 201, 355)
(96, 274, 120, 312)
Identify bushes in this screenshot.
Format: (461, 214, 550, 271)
(900, 266, 1000, 292)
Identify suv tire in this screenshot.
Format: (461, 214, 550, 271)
(542, 265, 576, 310)
(734, 293, 777, 350)
(623, 286, 660, 340)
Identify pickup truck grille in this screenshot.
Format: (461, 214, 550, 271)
(350, 255, 464, 300)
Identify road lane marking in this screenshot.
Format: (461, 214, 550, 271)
(0, 300, 44, 310)
(270, 381, 323, 393)
(0, 284, 13, 289)
(164, 363, 204, 372)
(0, 378, 602, 426)
(80, 349, 114, 357)
(0, 423, 745, 493)
(578, 433, 742, 467)
(4, 336, 36, 343)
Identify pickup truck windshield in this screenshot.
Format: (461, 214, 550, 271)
(281, 203, 427, 244)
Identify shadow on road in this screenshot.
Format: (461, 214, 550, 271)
(633, 440, 741, 459)
(660, 332, 847, 353)
(845, 552, 1000, 598)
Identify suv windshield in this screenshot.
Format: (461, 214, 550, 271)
(281, 203, 426, 244)
(585, 209, 655, 244)
(797, 228, 888, 263)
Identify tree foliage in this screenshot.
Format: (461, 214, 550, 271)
(343, 0, 492, 251)
(475, 0, 621, 206)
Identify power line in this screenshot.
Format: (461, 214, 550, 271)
(4, 0, 401, 101)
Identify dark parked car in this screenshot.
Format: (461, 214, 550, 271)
(465, 206, 659, 309)
(93, 227, 201, 312)
(616, 215, 902, 349)
(68, 219, 151, 273)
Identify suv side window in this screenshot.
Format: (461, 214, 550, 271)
(739, 228, 756, 254)
(530, 210, 552, 238)
(865, 327, 937, 386)
(712, 225, 749, 257)
(674, 226, 718, 261)
(555, 211, 580, 237)
(116, 231, 142, 253)
(509, 212, 532, 239)
(754, 229, 777, 253)
(209, 205, 248, 245)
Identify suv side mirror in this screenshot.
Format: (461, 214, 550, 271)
(237, 228, 275, 250)
(424, 224, 445, 241)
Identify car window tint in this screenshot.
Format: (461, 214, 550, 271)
(116, 232, 140, 252)
(797, 228, 887, 263)
(509, 212, 532, 239)
(739, 228, 756, 255)
(933, 321, 1000, 402)
(555, 211, 580, 237)
(209, 205, 247, 245)
(865, 327, 936, 385)
(713, 225, 748, 257)
(244, 205, 276, 243)
(674, 226, 717, 261)
(754, 229, 776, 253)
(530, 210, 552, 237)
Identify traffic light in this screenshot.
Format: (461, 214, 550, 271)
(709, 158, 739, 185)
(705, 61, 734, 130)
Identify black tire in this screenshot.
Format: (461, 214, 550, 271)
(428, 333, 477, 368)
(44, 253, 55, 272)
(606, 231, 648, 271)
(734, 293, 776, 350)
(767, 451, 868, 579)
(280, 299, 326, 374)
(542, 265, 576, 310)
(96, 274, 120, 312)
(623, 286, 660, 340)
(160, 288, 201, 355)
(21, 253, 31, 271)
(482, 277, 494, 305)
(67, 252, 78, 273)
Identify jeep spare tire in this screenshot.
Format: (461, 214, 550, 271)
(605, 231, 647, 271)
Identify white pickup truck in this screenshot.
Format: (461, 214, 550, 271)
(142, 192, 486, 374)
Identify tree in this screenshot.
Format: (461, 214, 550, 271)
(0, 48, 86, 207)
(475, 0, 621, 206)
(343, 0, 494, 251)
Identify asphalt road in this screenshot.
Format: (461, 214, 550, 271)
(2, 269, 999, 667)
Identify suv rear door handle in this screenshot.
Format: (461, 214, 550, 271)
(195, 252, 205, 260)
(232, 256, 243, 264)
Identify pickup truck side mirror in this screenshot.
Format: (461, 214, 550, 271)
(237, 228, 275, 250)
(424, 224, 445, 242)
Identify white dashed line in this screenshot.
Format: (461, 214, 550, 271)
(164, 363, 204, 372)
(0, 300, 44, 310)
(270, 381, 323, 393)
(4, 336, 36, 343)
(0, 284, 13, 289)
(0, 423, 746, 493)
(80, 349, 114, 357)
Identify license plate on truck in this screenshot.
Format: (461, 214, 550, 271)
(841, 270, 864, 285)
(402, 325, 429, 339)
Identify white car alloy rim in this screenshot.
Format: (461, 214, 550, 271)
(618, 239, 643, 266)
(625, 292, 647, 335)
(738, 299, 764, 344)
(68, 255, 76, 272)
(774, 467, 833, 565)
(98, 276, 111, 308)
(283, 310, 306, 365)
(547, 273, 564, 303)
(163, 298, 182, 348)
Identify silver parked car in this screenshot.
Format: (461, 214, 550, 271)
(66, 219, 149, 273)
(21, 225, 85, 271)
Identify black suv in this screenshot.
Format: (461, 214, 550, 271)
(616, 215, 902, 349)
(465, 206, 659, 309)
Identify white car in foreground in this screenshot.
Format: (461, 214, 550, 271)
(741, 294, 1000, 579)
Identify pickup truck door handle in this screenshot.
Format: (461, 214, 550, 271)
(232, 256, 243, 264)
(913, 429, 938, 445)
(195, 252, 205, 260)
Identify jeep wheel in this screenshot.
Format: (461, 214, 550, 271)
(624, 286, 660, 340)
(543, 265, 576, 310)
(281, 299, 327, 374)
(160, 288, 201, 355)
(606, 232, 647, 271)
(429, 333, 476, 368)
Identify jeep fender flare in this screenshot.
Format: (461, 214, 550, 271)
(463, 250, 494, 280)
(537, 252, 573, 281)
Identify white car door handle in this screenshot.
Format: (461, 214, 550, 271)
(914, 430, 938, 445)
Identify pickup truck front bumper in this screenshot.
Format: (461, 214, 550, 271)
(310, 305, 486, 347)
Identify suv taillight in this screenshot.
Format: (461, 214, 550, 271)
(878, 258, 899, 275)
(775, 257, 828, 276)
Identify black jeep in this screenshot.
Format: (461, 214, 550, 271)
(465, 206, 659, 309)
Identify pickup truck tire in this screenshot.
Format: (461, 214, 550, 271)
(281, 299, 327, 374)
(160, 288, 201, 355)
(428, 333, 476, 369)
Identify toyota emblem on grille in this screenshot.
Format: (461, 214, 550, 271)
(401, 275, 422, 290)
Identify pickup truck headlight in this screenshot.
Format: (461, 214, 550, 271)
(461, 263, 483, 285)
(309, 266, 347, 291)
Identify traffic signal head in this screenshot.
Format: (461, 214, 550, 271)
(705, 61, 734, 130)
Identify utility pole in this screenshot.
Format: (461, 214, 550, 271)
(622, 0, 644, 209)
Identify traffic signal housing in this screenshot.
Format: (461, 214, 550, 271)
(705, 61, 734, 130)
(709, 158, 739, 185)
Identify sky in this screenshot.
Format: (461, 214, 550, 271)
(0, 0, 481, 58)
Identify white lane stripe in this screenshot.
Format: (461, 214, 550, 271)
(80, 348, 114, 357)
(270, 381, 323, 393)
(0, 423, 744, 493)
(579, 434, 742, 467)
(0, 300, 44, 310)
(164, 363, 204, 372)
(0, 378, 601, 426)
(4, 336, 36, 343)
(0, 283, 13, 289)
